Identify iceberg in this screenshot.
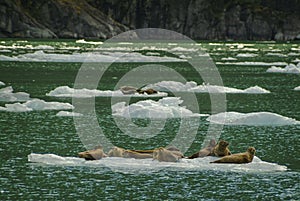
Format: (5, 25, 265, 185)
(112, 97, 204, 118)
(266, 63, 300, 74)
(145, 81, 270, 94)
(0, 86, 31, 102)
(0, 99, 74, 112)
(56, 111, 83, 117)
(28, 153, 287, 173)
(206, 111, 300, 126)
(47, 86, 167, 98)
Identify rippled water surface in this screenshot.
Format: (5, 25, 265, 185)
(0, 39, 299, 200)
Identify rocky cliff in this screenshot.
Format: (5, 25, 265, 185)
(0, 0, 300, 40)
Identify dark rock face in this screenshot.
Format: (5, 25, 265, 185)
(0, 0, 299, 40)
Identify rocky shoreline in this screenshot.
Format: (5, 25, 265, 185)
(0, 0, 299, 40)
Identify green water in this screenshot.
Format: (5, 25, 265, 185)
(0, 40, 299, 200)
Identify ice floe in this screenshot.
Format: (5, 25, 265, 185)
(206, 112, 300, 126)
(56, 111, 83, 117)
(112, 97, 204, 118)
(46, 86, 167, 98)
(0, 86, 31, 102)
(0, 99, 74, 112)
(236, 53, 258, 57)
(145, 81, 270, 94)
(75, 39, 103, 45)
(294, 86, 300, 91)
(0, 81, 5, 86)
(0, 50, 184, 62)
(216, 61, 288, 66)
(27, 153, 287, 173)
(220, 57, 237, 61)
(266, 63, 300, 74)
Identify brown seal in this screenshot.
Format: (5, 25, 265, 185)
(210, 147, 256, 164)
(123, 150, 153, 159)
(211, 140, 231, 157)
(78, 145, 107, 160)
(137, 88, 158, 95)
(188, 139, 217, 159)
(107, 146, 125, 157)
(132, 146, 183, 158)
(153, 147, 181, 162)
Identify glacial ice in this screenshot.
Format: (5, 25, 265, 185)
(266, 63, 300, 74)
(236, 53, 258, 57)
(0, 81, 5, 86)
(112, 97, 204, 118)
(0, 86, 31, 102)
(145, 81, 270, 94)
(0, 50, 185, 63)
(56, 111, 83, 117)
(206, 111, 300, 126)
(28, 153, 287, 173)
(294, 86, 300, 91)
(47, 86, 167, 98)
(0, 99, 74, 112)
(216, 61, 288, 66)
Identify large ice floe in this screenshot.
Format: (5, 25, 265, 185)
(206, 112, 300, 126)
(0, 86, 31, 102)
(0, 50, 184, 63)
(46, 86, 167, 98)
(0, 99, 74, 112)
(216, 61, 288, 66)
(266, 63, 300, 74)
(112, 97, 204, 118)
(145, 81, 270, 94)
(27, 153, 287, 173)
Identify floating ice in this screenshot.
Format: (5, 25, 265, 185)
(0, 50, 184, 62)
(75, 39, 103, 45)
(0, 99, 74, 112)
(0, 81, 5, 86)
(236, 53, 258, 57)
(265, 53, 287, 57)
(145, 81, 270, 94)
(216, 61, 288, 66)
(0, 86, 31, 102)
(47, 86, 167, 98)
(27, 153, 287, 173)
(266, 63, 300, 74)
(112, 97, 203, 118)
(221, 57, 237, 61)
(206, 112, 300, 126)
(294, 86, 300, 91)
(56, 111, 83, 117)
(33, 45, 55, 50)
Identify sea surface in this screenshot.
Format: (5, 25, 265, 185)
(0, 39, 299, 200)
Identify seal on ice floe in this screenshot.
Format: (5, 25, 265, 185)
(210, 147, 256, 164)
(188, 139, 217, 159)
(153, 147, 182, 162)
(211, 140, 231, 157)
(78, 145, 107, 160)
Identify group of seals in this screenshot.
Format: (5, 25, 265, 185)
(78, 140, 256, 164)
(120, 86, 158, 95)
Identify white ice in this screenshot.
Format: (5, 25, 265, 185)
(294, 86, 300, 91)
(216, 61, 288, 66)
(266, 63, 300, 74)
(0, 50, 185, 63)
(0, 86, 31, 102)
(75, 39, 103, 45)
(0, 99, 74, 112)
(56, 111, 83, 117)
(236, 53, 258, 57)
(206, 111, 300, 126)
(145, 81, 270, 94)
(0, 81, 5, 86)
(112, 97, 204, 118)
(47, 86, 168, 98)
(27, 153, 287, 173)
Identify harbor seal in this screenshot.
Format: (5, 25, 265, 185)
(136, 88, 158, 95)
(153, 147, 181, 162)
(78, 145, 107, 160)
(188, 139, 217, 159)
(210, 147, 256, 164)
(132, 146, 183, 158)
(123, 150, 153, 159)
(107, 146, 125, 157)
(212, 140, 231, 157)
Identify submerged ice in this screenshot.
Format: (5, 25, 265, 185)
(207, 111, 300, 126)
